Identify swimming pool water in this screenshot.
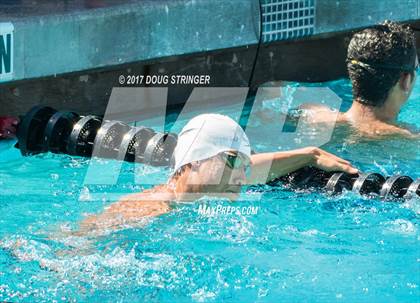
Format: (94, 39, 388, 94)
(0, 77, 419, 302)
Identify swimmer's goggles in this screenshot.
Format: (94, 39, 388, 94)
(220, 151, 251, 170)
(347, 58, 419, 72)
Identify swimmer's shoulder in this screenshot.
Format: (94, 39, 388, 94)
(359, 122, 418, 139)
(107, 200, 170, 219)
(299, 104, 346, 124)
(378, 125, 418, 138)
(119, 185, 173, 202)
(110, 185, 173, 214)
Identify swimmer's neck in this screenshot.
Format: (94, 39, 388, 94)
(345, 99, 399, 124)
(166, 174, 205, 202)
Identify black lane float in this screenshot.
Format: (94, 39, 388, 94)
(16, 105, 57, 155)
(276, 167, 419, 201)
(15, 106, 419, 200)
(16, 106, 177, 166)
(67, 115, 103, 157)
(44, 111, 80, 154)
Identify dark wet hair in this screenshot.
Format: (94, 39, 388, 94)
(347, 20, 416, 107)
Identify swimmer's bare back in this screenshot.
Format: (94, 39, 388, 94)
(77, 185, 173, 235)
(299, 104, 418, 139)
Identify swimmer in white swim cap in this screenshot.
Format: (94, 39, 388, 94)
(79, 114, 357, 233)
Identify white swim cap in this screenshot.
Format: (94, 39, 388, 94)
(171, 114, 251, 174)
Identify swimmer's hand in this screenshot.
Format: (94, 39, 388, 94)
(0, 116, 19, 139)
(305, 147, 358, 174)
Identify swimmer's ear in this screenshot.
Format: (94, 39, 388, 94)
(399, 72, 413, 93)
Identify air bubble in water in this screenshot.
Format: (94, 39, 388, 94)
(79, 187, 92, 201)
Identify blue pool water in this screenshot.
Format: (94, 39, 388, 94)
(0, 77, 419, 302)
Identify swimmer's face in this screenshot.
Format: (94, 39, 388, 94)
(191, 151, 250, 199)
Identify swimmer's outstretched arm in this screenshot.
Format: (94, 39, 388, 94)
(77, 187, 173, 235)
(249, 146, 358, 184)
